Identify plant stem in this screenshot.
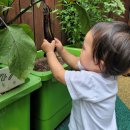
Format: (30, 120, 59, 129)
(0, 17, 8, 28)
(8, 0, 42, 24)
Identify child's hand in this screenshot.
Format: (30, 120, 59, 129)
(55, 38, 63, 53)
(41, 39, 55, 53)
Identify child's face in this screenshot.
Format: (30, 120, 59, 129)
(80, 31, 101, 72)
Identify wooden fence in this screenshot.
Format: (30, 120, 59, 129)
(7, 0, 130, 50)
(7, 0, 64, 50)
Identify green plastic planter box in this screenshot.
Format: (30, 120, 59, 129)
(0, 74, 41, 130)
(31, 47, 81, 130)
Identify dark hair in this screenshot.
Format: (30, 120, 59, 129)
(91, 21, 130, 76)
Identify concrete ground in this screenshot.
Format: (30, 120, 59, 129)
(118, 76, 130, 109)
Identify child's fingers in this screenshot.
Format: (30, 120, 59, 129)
(54, 38, 58, 40)
(43, 39, 47, 42)
(41, 39, 50, 49)
(55, 39, 62, 47)
(51, 40, 55, 44)
(54, 38, 61, 43)
(51, 40, 56, 48)
(43, 39, 50, 44)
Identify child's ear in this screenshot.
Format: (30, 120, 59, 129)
(99, 60, 105, 71)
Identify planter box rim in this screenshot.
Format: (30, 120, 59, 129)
(0, 74, 41, 110)
(31, 47, 81, 81)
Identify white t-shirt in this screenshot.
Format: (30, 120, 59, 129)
(65, 61, 118, 130)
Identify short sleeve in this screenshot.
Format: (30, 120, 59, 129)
(77, 60, 85, 70)
(65, 70, 97, 101)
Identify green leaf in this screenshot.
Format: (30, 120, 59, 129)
(73, 3, 90, 34)
(0, 0, 14, 6)
(36, 1, 41, 8)
(0, 0, 8, 6)
(1, 6, 12, 13)
(33, 0, 41, 8)
(115, 0, 125, 13)
(20, 8, 32, 13)
(18, 24, 34, 40)
(0, 25, 36, 79)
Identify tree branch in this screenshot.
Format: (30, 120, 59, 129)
(8, 0, 42, 24)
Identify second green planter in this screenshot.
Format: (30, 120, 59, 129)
(31, 47, 81, 130)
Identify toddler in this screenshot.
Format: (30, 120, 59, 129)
(41, 21, 130, 130)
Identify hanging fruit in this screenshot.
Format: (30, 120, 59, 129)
(43, 2, 54, 43)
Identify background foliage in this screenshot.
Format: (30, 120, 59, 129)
(54, 0, 125, 47)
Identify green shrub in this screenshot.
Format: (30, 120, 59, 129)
(54, 0, 125, 48)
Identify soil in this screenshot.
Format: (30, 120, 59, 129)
(33, 56, 65, 72)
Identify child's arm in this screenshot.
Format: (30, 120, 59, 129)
(55, 38, 80, 70)
(41, 39, 66, 84)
